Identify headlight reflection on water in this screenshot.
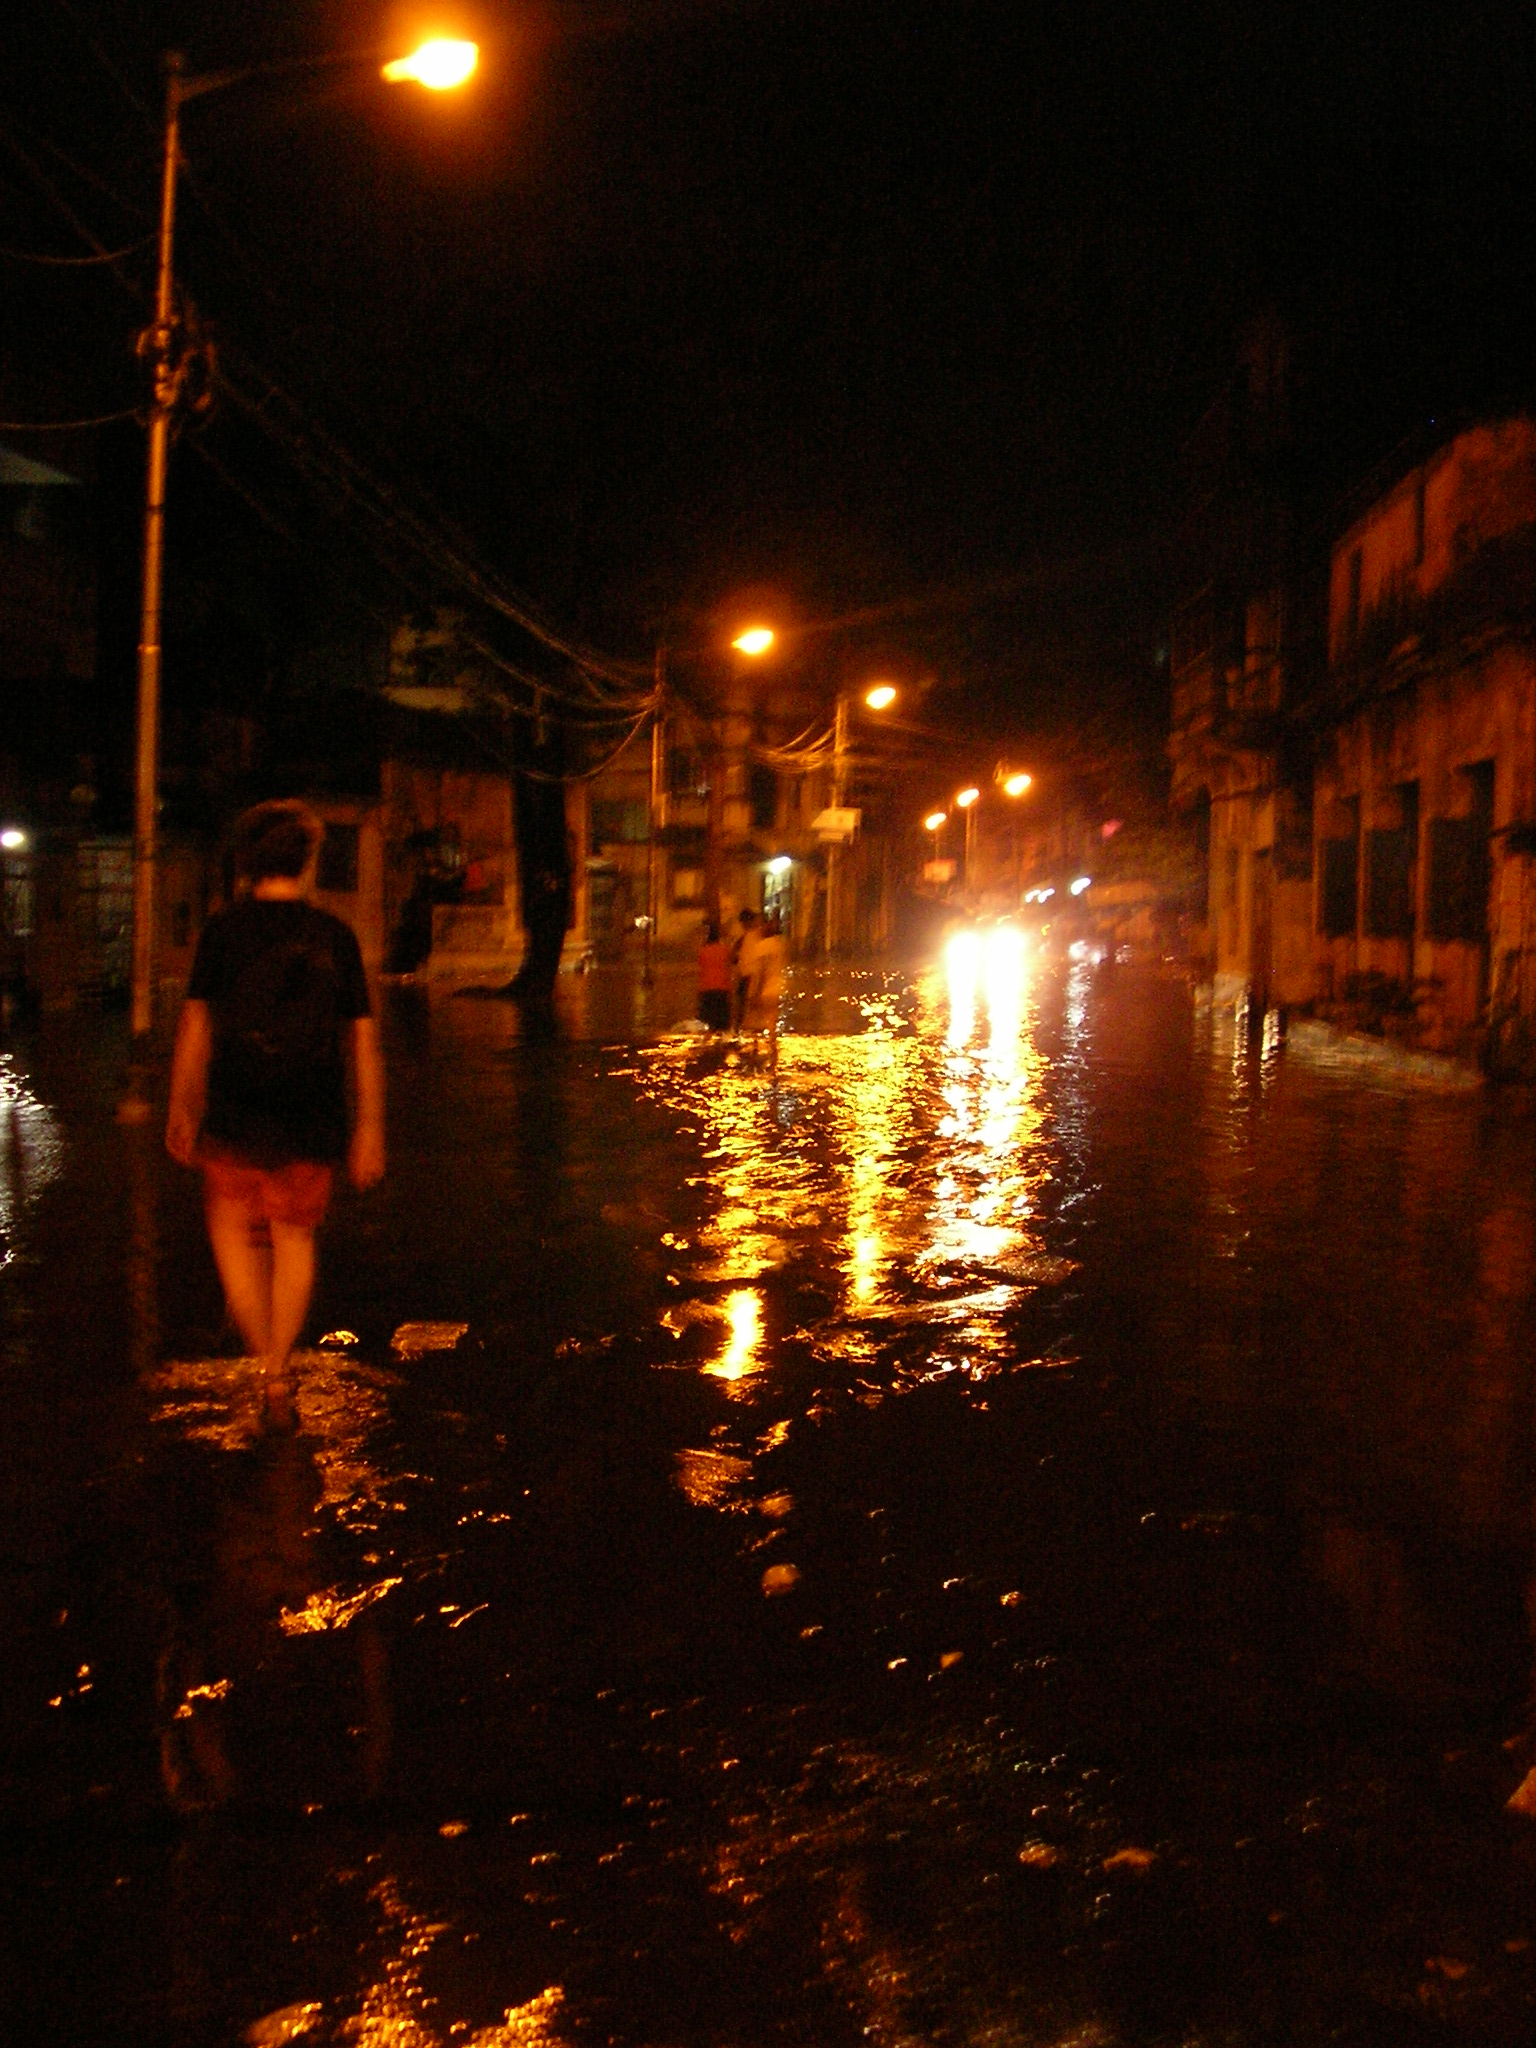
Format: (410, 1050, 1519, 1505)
(944, 924, 1030, 1047)
(635, 948, 1062, 1402)
(706, 1286, 765, 1385)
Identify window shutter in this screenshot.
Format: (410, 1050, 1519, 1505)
(1365, 827, 1414, 938)
(1319, 837, 1358, 937)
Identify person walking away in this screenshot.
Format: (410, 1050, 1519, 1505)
(733, 908, 761, 1033)
(166, 802, 385, 1432)
(697, 921, 732, 1032)
(742, 909, 785, 1068)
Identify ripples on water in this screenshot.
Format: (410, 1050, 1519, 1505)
(0, 1050, 64, 1270)
(12, 945, 1536, 2045)
(639, 939, 1077, 1404)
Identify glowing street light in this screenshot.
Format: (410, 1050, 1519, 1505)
(382, 38, 479, 88)
(1070, 875, 1092, 896)
(924, 811, 948, 833)
(0, 828, 27, 851)
(1003, 771, 1032, 798)
(123, 33, 480, 1085)
(952, 788, 980, 889)
(864, 683, 897, 711)
(732, 627, 775, 656)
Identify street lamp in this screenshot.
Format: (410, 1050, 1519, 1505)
(381, 39, 479, 88)
(122, 37, 478, 1090)
(954, 785, 980, 893)
(1003, 771, 1032, 798)
(826, 684, 898, 955)
(691, 623, 777, 930)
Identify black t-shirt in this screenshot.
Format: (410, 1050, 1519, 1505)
(188, 898, 371, 1166)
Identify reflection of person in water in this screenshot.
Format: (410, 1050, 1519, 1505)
(166, 802, 386, 1432)
(159, 1429, 391, 1812)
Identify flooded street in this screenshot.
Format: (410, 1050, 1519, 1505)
(7, 950, 1536, 2044)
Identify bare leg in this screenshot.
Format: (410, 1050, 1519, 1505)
(266, 1220, 317, 1389)
(205, 1194, 273, 1361)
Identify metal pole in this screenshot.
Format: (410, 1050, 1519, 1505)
(826, 691, 847, 956)
(128, 52, 184, 1050)
(965, 801, 976, 895)
(644, 646, 664, 987)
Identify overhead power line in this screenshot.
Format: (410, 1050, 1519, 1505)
(0, 407, 137, 430)
(3, 66, 654, 719)
(0, 235, 150, 264)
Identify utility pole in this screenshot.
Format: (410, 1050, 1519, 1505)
(644, 646, 665, 987)
(826, 690, 848, 955)
(116, 38, 477, 1106)
(124, 52, 185, 1081)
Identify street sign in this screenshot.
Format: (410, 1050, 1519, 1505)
(812, 806, 861, 843)
(923, 859, 956, 883)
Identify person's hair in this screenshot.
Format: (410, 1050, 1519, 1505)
(234, 801, 319, 881)
(705, 921, 720, 943)
(738, 907, 757, 924)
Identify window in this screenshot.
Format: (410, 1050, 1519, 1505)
(2, 852, 35, 938)
(1320, 835, 1358, 937)
(749, 764, 778, 831)
(1191, 790, 1211, 922)
(671, 865, 704, 905)
(1426, 764, 1494, 942)
(590, 799, 649, 846)
(667, 746, 708, 797)
(1365, 829, 1414, 937)
(316, 821, 360, 895)
(1345, 547, 1363, 645)
(1425, 819, 1484, 940)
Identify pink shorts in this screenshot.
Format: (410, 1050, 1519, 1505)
(201, 1150, 335, 1230)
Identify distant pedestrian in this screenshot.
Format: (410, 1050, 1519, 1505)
(166, 801, 385, 1432)
(733, 908, 761, 1033)
(697, 921, 733, 1032)
(741, 909, 785, 1067)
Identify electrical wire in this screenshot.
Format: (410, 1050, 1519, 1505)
(213, 358, 655, 717)
(47, 0, 156, 122)
(0, 117, 147, 302)
(0, 235, 150, 264)
(519, 704, 656, 784)
(0, 407, 137, 430)
(3, 55, 656, 721)
(0, 106, 149, 225)
(193, 413, 649, 735)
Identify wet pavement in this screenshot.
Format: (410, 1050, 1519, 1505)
(6, 944, 1536, 2044)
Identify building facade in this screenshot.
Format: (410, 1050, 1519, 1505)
(1173, 413, 1536, 1070)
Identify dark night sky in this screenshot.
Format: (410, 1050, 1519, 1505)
(5, 0, 1536, 759)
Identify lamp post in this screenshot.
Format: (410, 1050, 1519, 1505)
(121, 38, 478, 1088)
(997, 766, 1033, 899)
(698, 626, 774, 929)
(954, 785, 980, 893)
(826, 682, 897, 956)
(923, 810, 948, 896)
